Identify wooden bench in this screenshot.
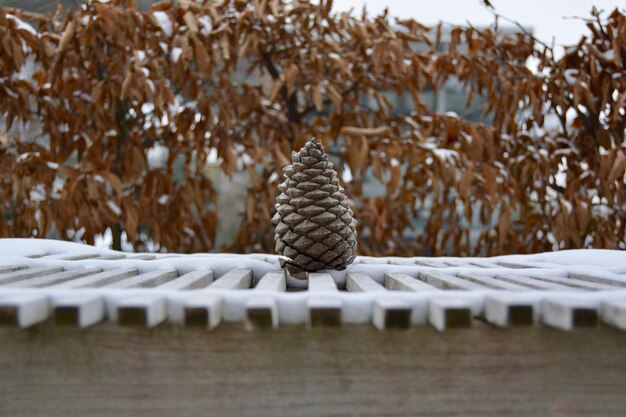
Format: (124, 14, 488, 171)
(0, 241, 625, 416)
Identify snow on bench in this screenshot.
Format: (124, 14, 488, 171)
(0, 239, 625, 332)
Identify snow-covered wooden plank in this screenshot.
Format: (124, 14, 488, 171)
(183, 295, 222, 329)
(104, 269, 177, 289)
(95, 254, 126, 260)
(307, 273, 342, 327)
(307, 297, 342, 327)
(209, 268, 252, 290)
(373, 298, 412, 330)
(117, 295, 167, 328)
(567, 272, 626, 288)
(530, 274, 615, 291)
(495, 274, 581, 291)
(25, 252, 47, 258)
(308, 272, 339, 292)
(384, 273, 440, 292)
(496, 261, 543, 269)
(418, 271, 486, 290)
(346, 272, 386, 292)
(345, 273, 411, 330)
(0, 294, 49, 328)
(53, 295, 105, 328)
(245, 296, 279, 330)
(51, 268, 138, 289)
(245, 272, 285, 329)
(7, 268, 102, 288)
(542, 298, 599, 330)
(47, 253, 99, 261)
(127, 254, 156, 260)
(429, 298, 473, 331)
(443, 260, 472, 267)
(156, 270, 213, 290)
(0, 266, 64, 285)
(456, 273, 529, 290)
(0, 265, 26, 274)
(601, 299, 626, 331)
(469, 261, 501, 268)
(254, 271, 286, 292)
(414, 259, 446, 268)
(484, 294, 537, 327)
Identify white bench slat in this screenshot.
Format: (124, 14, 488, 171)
(0, 267, 64, 285)
(542, 298, 599, 330)
(418, 271, 486, 290)
(496, 261, 543, 269)
(346, 272, 386, 292)
(127, 254, 156, 260)
(183, 295, 222, 329)
(116, 295, 167, 328)
(414, 259, 446, 268)
(7, 268, 103, 288)
(308, 272, 338, 292)
(46, 254, 99, 261)
(0, 265, 26, 274)
(484, 294, 538, 327)
(53, 294, 105, 328)
(385, 273, 441, 292)
(601, 299, 626, 331)
(373, 298, 412, 330)
(495, 274, 581, 291)
(0, 294, 49, 328)
(469, 261, 501, 268)
(429, 298, 473, 331)
(254, 271, 286, 292)
(50, 268, 138, 289)
(456, 273, 529, 291)
(157, 270, 213, 290)
(567, 272, 626, 288)
(209, 268, 252, 290)
(104, 269, 178, 289)
(346, 273, 411, 330)
(245, 296, 279, 329)
(443, 260, 472, 267)
(95, 254, 126, 260)
(307, 273, 341, 327)
(530, 275, 616, 290)
(307, 297, 342, 327)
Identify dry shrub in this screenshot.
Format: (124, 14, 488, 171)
(0, 0, 624, 255)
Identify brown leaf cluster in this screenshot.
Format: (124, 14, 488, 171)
(0, 0, 624, 255)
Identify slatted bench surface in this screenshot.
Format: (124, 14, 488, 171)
(1, 244, 625, 332)
(1, 241, 626, 417)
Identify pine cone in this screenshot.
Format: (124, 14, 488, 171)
(272, 138, 357, 278)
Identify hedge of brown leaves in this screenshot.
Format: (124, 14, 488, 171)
(0, 0, 624, 255)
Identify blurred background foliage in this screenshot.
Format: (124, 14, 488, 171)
(0, 0, 624, 256)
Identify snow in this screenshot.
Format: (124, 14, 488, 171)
(170, 47, 183, 63)
(241, 153, 254, 165)
(563, 69, 579, 85)
(153, 11, 173, 37)
(106, 201, 122, 216)
(0, 239, 624, 325)
(6, 15, 37, 36)
(198, 15, 212, 36)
